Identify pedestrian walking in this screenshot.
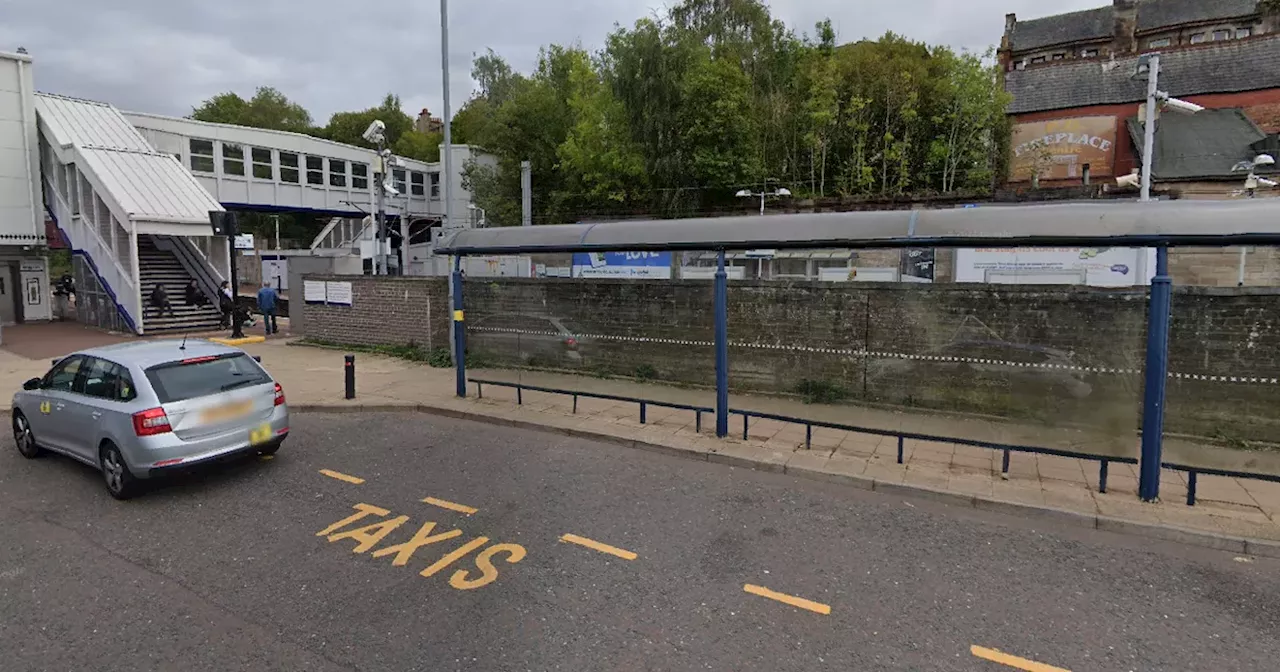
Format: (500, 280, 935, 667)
(257, 281, 280, 336)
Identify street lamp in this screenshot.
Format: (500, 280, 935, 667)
(1232, 153, 1278, 198)
(735, 187, 792, 216)
(1132, 53, 1204, 202)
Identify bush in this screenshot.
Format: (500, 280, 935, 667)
(427, 348, 453, 368)
(634, 364, 658, 381)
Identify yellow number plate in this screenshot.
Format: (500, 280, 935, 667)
(249, 423, 273, 445)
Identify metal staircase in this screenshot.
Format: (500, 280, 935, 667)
(137, 235, 223, 333)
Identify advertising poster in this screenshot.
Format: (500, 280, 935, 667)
(571, 251, 672, 279)
(1011, 116, 1117, 181)
(954, 247, 1156, 287)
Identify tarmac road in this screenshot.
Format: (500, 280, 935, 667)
(1, 412, 1278, 671)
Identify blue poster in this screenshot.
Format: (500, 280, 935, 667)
(571, 251, 672, 278)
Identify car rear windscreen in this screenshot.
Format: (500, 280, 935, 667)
(145, 353, 272, 403)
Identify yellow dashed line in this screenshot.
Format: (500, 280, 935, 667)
(319, 469, 364, 485)
(971, 645, 1071, 672)
(422, 496, 479, 515)
(742, 583, 831, 615)
(559, 533, 637, 560)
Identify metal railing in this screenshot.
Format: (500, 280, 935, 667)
(469, 377, 1141, 496)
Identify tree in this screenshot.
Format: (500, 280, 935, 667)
(393, 130, 443, 163)
(321, 94, 414, 149)
(191, 87, 313, 133)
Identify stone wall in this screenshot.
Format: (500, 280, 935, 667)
(299, 274, 450, 352)
(299, 274, 1280, 445)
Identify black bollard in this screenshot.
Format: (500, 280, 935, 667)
(344, 355, 356, 399)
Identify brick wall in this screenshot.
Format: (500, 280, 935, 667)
(299, 274, 450, 351)
(300, 275, 1280, 444)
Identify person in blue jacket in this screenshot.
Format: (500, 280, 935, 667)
(257, 281, 280, 336)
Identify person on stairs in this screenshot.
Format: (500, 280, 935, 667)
(257, 281, 280, 336)
(150, 284, 174, 318)
(185, 280, 209, 308)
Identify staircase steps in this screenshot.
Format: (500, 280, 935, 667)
(137, 236, 225, 334)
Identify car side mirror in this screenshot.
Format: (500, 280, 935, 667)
(23, 378, 42, 391)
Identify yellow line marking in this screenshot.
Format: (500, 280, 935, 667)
(559, 533, 638, 561)
(422, 496, 479, 515)
(742, 584, 831, 615)
(970, 645, 1071, 672)
(319, 469, 365, 485)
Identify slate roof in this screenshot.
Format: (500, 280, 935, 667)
(1010, 6, 1113, 52)
(1006, 35, 1280, 114)
(1010, 0, 1260, 52)
(1125, 108, 1269, 180)
(1136, 0, 1259, 31)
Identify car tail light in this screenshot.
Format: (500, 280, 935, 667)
(274, 382, 285, 406)
(133, 408, 171, 436)
(565, 337, 578, 349)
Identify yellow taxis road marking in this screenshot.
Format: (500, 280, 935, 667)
(970, 646, 1071, 672)
(422, 496, 479, 515)
(319, 469, 365, 485)
(559, 533, 637, 561)
(742, 584, 831, 615)
(317, 503, 526, 591)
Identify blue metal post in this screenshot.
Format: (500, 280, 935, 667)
(714, 250, 729, 437)
(452, 256, 467, 398)
(1139, 246, 1172, 502)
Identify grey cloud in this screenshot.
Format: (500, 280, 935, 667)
(1, 0, 1101, 123)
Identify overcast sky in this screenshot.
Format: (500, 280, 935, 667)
(0, 0, 1101, 124)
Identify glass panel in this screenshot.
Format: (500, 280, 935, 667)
(280, 152, 300, 183)
(306, 156, 323, 185)
(430, 172, 440, 198)
(393, 169, 406, 193)
(190, 139, 215, 173)
(352, 163, 369, 189)
(252, 147, 273, 179)
(329, 159, 347, 187)
(222, 143, 245, 176)
(411, 172, 425, 196)
(145, 353, 271, 403)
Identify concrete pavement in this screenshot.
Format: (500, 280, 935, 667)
(3, 412, 1279, 671)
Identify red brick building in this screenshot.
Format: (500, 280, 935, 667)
(999, 0, 1280, 196)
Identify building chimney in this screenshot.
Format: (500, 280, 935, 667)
(999, 13, 1017, 71)
(1112, 0, 1138, 55)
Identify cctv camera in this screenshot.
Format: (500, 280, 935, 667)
(1115, 171, 1141, 189)
(1255, 154, 1277, 167)
(1257, 177, 1278, 189)
(362, 120, 387, 144)
(1160, 97, 1204, 115)
(382, 180, 400, 197)
(776, 188, 792, 197)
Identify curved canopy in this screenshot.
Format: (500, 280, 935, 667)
(435, 200, 1280, 255)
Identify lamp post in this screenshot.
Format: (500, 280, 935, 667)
(735, 187, 792, 216)
(1134, 53, 1204, 202)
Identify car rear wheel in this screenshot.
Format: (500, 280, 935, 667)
(100, 443, 139, 500)
(12, 411, 42, 459)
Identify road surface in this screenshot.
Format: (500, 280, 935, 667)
(2, 412, 1277, 671)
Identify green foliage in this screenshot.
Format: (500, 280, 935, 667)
(191, 87, 313, 133)
(458, 0, 1010, 223)
(320, 93, 413, 149)
(795, 379, 849, 405)
(427, 347, 453, 368)
(634, 364, 658, 381)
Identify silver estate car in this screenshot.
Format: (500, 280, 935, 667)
(10, 340, 289, 499)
